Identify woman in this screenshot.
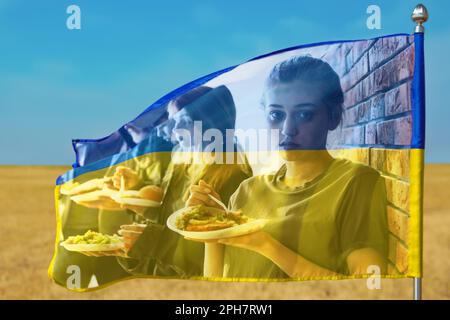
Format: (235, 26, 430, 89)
(189, 56, 388, 279)
(118, 85, 253, 277)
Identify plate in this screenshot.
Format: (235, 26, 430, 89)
(70, 189, 161, 209)
(60, 241, 124, 252)
(70, 189, 123, 210)
(111, 194, 161, 207)
(167, 207, 268, 241)
(60, 178, 110, 196)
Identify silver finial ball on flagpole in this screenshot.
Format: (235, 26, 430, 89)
(411, 4, 429, 33)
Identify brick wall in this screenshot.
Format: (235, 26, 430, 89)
(323, 35, 415, 275)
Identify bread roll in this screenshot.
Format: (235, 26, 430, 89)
(138, 185, 163, 202)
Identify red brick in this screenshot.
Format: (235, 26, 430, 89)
(376, 116, 412, 146)
(352, 40, 374, 62)
(385, 149, 410, 178)
(387, 205, 409, 242)
(397, 46, 415, 81)
(332, 148, 369, 164)
(373, 60, 399, 93)
(385, 82, 412, 116)
(370, 45, 414, 94)
(394, 116, 412, 145)
(388, 235, 408, 274)
(369, 36, 408, 70)
(388, 234, 398, 264)
(376, 120, 395, 145)
(343, 106, 357, 127)
(396, 242, 409, 274)
(384, 177, 410, 212)
(369, 94, 385, 120)
(365, 122, 377, 144)
(344, 82, 364, 108)
(370, 149, 410, 179)
(343, 101, 370, 127)
(358, 100, 370, 123)
(360, 74, 371, 101)
(370, 149, 386, 172)
(344, 40, 373, 74)
(344, 49, 353, 75)
(343, 89, 354, 108)
(342, 125, 364, 145)
(325, 44, 348, 77)
(340, 73, 352, 93)
(355, 148, 370, 164)
(346, 54, 369, 90)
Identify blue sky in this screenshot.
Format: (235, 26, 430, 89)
(0, 0, 448, 164)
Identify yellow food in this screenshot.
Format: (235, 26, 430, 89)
(176, 205, 248, 232)
(64, 230, 122, 245)
(138, 185, 164, 202)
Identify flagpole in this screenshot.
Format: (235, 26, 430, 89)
(411, 3, 428, 301)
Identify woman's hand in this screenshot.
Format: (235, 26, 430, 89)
(183, 231, 271, 251)
(186, 180, 222, 208)
(112, 166, 140, 190)
(217, 231, 271, 252)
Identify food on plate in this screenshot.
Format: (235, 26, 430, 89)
(111, 185, 163, 208)
(69, 180, 163, 210)
(64, 230, 122, 245)
(64, 163, 164, 211)
(138, 185, 164, 202)
(61, 230, 125, 255)
(176, 205, 249, 232)
(60, 182, 80, 195)
(60, 178, 112, 196)
(70, 189, 124, 210)
(115, 190, 141, 198)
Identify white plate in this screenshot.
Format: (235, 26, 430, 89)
(70, 190, 124, 210)
(70, 189, 112, 202)
(111, 194, 161, 207)
(60, 178, 111, 196)
(167, 207, 268, 241)
(60, 241, 124, 252)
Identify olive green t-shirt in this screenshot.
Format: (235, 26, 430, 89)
(128, 154, 253, 277)
(223, 158, 388, 279)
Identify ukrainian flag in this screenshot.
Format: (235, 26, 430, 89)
(49, 32, 424, 291)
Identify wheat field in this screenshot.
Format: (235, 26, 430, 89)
(0, 165, 448, 300)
